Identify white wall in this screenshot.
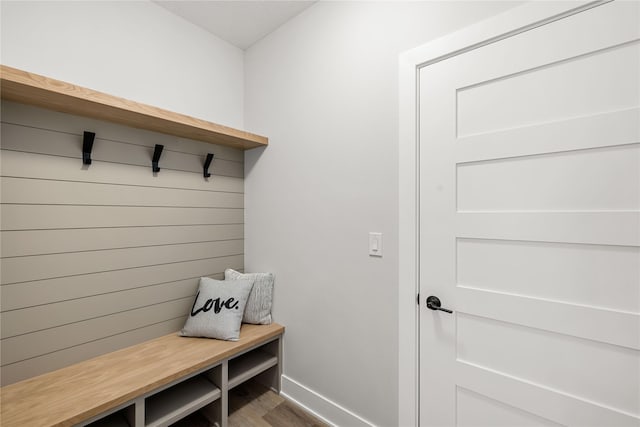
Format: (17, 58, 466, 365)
(244, 2, 521, 426)
(0, 0, 244, 128)
(1, 1, 526, 425)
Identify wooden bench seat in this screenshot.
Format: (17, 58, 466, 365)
(0, 323, 284, 427)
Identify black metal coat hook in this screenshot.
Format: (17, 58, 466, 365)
(203, 153, 214, 178)
(82, 131, 96, 165)
(152, 144, 164, 173)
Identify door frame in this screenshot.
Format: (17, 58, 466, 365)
(397, 1, 607, 425)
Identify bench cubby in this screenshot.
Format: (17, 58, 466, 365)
(228, 339, 280, 390)
(85, 409, 131, 427)
(144, 370, 222, 427)
(84, 367, 225, 427)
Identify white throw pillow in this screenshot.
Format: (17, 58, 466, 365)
(225, 269, 274, 325)
(180, 277, 254, 341)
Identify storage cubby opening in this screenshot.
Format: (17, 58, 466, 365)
(145, 374, 221, 427)
(85, 407, 132, 427)
(228, 340, 279, 389)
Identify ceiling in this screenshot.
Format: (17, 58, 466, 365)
(154, 1, 316, 50)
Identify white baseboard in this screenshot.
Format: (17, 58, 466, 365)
(280, 375, 376, 427)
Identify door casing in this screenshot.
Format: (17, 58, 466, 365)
(397, 1, 609, 425)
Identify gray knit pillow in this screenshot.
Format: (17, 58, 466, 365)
(180, 277, 254, 341)
(225, 269, 274, 324)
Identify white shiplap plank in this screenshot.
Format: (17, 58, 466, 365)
(1, 298, 193, 365)
(1, 277, 204, 339)
(1, 205, 243, 230)
(0, 150, 244, 193)
(0, 317, 186, 386)
(0, 256, 242, 311)
(1, 100, 244, 162)
(1, 239, 243, 284)
(0, 224, 244, 257)
(1, 123, 244, 178)
(0, 177, 244, 208)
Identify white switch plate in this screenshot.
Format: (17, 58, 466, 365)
(369, 232, 383, 257)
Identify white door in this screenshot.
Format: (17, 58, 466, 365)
(419, 1, 640, 426)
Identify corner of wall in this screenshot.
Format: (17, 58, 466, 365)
(281, 375, 377, 427)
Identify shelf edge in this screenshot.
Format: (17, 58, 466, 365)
(0, 65, 268, 150)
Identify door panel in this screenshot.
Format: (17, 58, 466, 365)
(419, 1, 640, 425)
(455, 286, 639, 350)
(456, 387, 563, 427)
(457, 41, 639, 137)
(455, 108, 640, 163)
(457, 239, 640, 312)
(457, 313, 639, 415)
(457, 144, 640, 211)
(457, 362, 638, 427)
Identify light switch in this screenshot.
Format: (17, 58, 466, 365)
(369, 232, 383, 257)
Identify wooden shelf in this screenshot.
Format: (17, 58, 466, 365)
(0, 65, 267, 150)
(145, 375, 221, 427)
(228, 349, 278, 389)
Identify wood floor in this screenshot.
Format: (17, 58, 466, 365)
(173, 379, 329, 427)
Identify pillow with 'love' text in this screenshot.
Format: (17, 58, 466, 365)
(180, 277, 254, 341)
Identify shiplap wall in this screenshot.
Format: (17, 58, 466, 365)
(0, 101, 245, 385)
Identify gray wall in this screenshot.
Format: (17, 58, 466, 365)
(243, 2, 522, 426)
(0, 101, 244, 385)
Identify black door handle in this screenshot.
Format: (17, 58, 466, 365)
(426, 296, 453, 314)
